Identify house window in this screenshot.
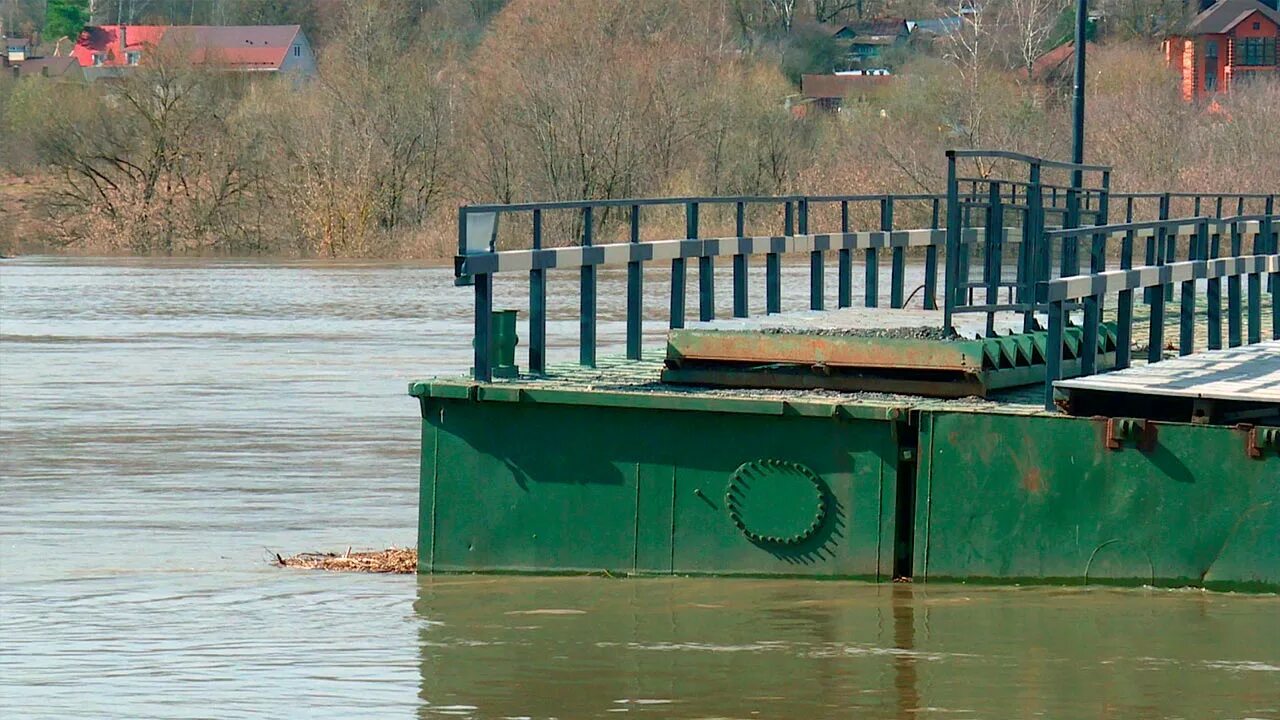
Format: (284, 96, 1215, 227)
(1253, 22, 1261, 30)
(1237, 37, 1277, 66)
(1205, 40, 1218, 91)
(92, 53, 105, 66)
(126, 51, 141, 65)
(293, 45, 301, 57)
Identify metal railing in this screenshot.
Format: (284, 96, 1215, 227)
(1039, 214, 1280, 410)
(460, 192, 952, 380)
(457, 151, 1278, 385)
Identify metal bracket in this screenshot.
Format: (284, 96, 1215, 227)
(1241, 425, 1280, 460)
(1104, 417, 1156, 451)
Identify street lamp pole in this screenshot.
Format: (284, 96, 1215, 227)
(1071, 0, 1088, 170)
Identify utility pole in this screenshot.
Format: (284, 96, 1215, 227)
(1070, 0, 1088, 174)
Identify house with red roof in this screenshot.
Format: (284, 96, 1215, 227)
(70, 24, 315, 80)
(1162, 0, 1280, 101)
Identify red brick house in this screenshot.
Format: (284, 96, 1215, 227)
(1163, 0, 1280, 101)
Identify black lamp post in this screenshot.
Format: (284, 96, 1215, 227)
(1071, 0, 1088, 170)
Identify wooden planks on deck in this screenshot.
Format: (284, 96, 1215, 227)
(1054, 340, 1279, 422)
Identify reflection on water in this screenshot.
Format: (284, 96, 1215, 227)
(1, 258, 1277, 719)
(415, 577, 1280, 719)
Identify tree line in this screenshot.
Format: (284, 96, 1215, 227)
(1, 0, 1276, 257)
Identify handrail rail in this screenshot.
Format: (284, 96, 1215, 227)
(1045, 214, 1273, 239)
(946, 148, 1111, 173)
(459, 193, 945, 216)
(458, 191, 1276, 218)
(1113, 191, 1277, 200)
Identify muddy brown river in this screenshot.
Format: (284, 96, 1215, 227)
(1, 257, 1276, 719)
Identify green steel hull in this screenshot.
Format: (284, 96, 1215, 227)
(411, 372, 1279, 591)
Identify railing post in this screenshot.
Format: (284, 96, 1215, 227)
(805, 198, 823, 311)
(1115, 195, 1135, 370)
(943, 152, 960, 331)
(1063, 183, 1080, 277)
(1162, 193, 1175, 299)
(692, 202, 714, 322)
(888, 197, 905, 308)
(866, 199, 882, 308)
(671, 202, 688, 329)
(732, 201, 748, 318)
(1247, 256, 1261, 345)
(1228, 218, 1243, 348)
(580, 206, 597, 367)
(1147, 193, 1169, 308)
(1272, 257, 1280, 341)
(1022, 163, 1043, 333)
(1178, 218, 1198, 357)
(1082, 292, 1099, 376)
(1265, 197, 1277, 299)
(1045, 297, 1065, 411)
(924, 198, 939, 311)
(959, 201, 973, 304)
(1091, 171, 1110, 274)
(1149, 281, 1165, 364)
(530, 208, 547, 373)
(767, 202, 787, 315)
(626, 205, 643, 360)
(474, 272, 493, 382)
(1270, 196, 1280, 339)
(1204, 219, 1222, 351)
(838, 200, 853, 308)
(983, 182, 1002, 336)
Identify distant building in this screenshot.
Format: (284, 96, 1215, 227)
(800, 71, 895, 112)
(843, 18, 911, 67)
(808, 17, 911, 70)
(70, 25, 316, 80)
(1025, 41, 1098, 88)
(4, 36, 32, 64)
(1162, 0, 1280, 101)
(908, 15, 966, 37)
(4, 36, 87, 82)
(9, 55, 85, 81)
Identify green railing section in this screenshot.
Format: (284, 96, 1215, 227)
(1040, 223, 1280, 409)
(456, 150, 1278, 390)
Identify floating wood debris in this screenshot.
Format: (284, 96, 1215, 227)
(274, 547, 416, 574)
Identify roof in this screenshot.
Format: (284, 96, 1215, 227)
(910, 16, 964, 35)
(1187, 0, 1280, 34)
(847, 18, 910, 36)
(13, 56, 84, 79)
(1028, 41, 1097, 82)
(793, 21, 849, 37)
(801, 73, 895, 99)
(71, 25, 303, 70)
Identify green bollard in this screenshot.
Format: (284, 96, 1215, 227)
(490, 309, 520, 379)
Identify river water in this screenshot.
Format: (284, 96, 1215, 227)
(1, 257, 1277, 719)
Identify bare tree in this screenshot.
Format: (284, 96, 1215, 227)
(995, 0, 1070, 73)
(765, 0, 798, 30)
(811, 0, 859, 22)
(1101, 0, 1189, 38)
